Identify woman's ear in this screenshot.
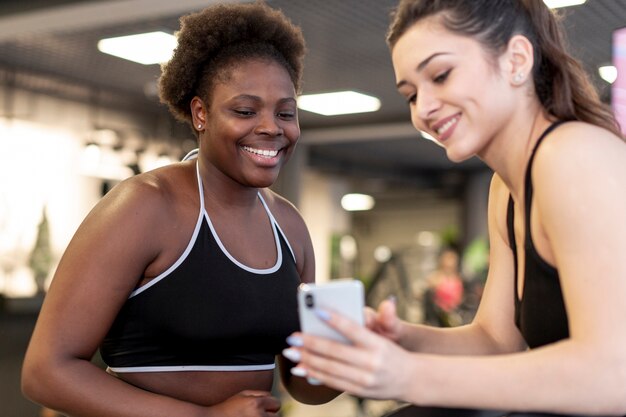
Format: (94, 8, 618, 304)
(504, 34, 535, 86)
(190, 96, 207, 131)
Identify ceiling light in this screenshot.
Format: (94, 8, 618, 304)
(341, 193, 375, 211)
(98, 31, 177, 65)
(298, 91, 381, 116)
(599, 65, 618, 84)
(543, 0, 586, 8)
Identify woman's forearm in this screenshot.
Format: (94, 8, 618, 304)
(400, 339, 626, 414)
(397, 321, 518, 356)
(22, 358, 207, 417)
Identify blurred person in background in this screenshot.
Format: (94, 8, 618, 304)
(285, 0, 626, 414)
(424, 247, 464, 327)
(21, 2, 340, 416)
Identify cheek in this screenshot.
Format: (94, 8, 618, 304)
(286, 125, 301, 143)
(410, 107, 426, 132)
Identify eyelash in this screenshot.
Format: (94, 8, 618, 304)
(405, 69, 452, 105)
(234, 110, 295, 119)
(433, 69, 451, 84)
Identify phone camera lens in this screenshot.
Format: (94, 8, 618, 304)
(305, 293, 314, 308)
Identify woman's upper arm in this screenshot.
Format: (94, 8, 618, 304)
(471, 174, 526, 353)
(534, 125, 626, 350)
(26, 176, 167, 362)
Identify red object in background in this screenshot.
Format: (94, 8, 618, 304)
(433, 275, 464, 312)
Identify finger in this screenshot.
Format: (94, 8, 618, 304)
(364, 307, 377, 329)
(297, 337, 381, 386)
(257, 395, 281, 412)
(299, 331, 373, 369)
(297, 354, 378, 398)
(315, 308, 380, 348)
(380, 297, 397, 322)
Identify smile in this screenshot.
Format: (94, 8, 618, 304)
(435, 115, 460, 137)
(242, 146, 279, 158)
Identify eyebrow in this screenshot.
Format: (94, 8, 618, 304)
(396, 52, 451, 89)
(232, 94, 297, 105)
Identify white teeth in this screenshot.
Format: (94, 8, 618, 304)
(436, 116, 459, 136)
(242, 146, 278, 158)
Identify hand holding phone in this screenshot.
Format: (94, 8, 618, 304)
(297, 279, 365, 345)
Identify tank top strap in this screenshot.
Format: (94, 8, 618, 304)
(181, 148, 205, 213)
(523, 121, 567, 239)
(257, 192, 297, 263)
(195, 161, 206, 213)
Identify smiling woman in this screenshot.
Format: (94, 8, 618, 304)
(286, 0, 626, 415)
(21, 2, 341, 417)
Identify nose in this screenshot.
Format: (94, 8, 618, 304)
(415, 86, 440, 122)
(255, 112, 283, 136)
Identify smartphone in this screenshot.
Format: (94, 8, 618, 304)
(297, 279, 365, 345)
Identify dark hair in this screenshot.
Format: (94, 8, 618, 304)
(159, 1, 306, 127)
(387, 0, 623, 139)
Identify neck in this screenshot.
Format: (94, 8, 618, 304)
(479, 104, 552, 201)
(196, 159, 260, 211)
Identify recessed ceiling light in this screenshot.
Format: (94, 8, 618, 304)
(97, 31, 177, 65)
(599, 65, 618, 84)
(543, 0, 586, 8)
(298, 91, 381, 116)
(341, 193, 375, 211)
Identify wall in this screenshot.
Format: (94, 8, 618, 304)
(0, 86, 179, 298)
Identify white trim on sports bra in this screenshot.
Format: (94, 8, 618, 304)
(198, 164, 284, 275)
(129, 150, 296, 295)
(108, 363, 276, 373)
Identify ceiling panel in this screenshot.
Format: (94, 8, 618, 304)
(0, 0, 623, 192)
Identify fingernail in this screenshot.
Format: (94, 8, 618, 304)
(286, 335, 303, 347)
(307, 377, 322, 385)
(387, 295, 397, 305)
(314, 308, 330, 321)
(282, 348, 301, 363)
(290, 367, 307, 377)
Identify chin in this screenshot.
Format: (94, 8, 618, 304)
(445, 148, 473, 163)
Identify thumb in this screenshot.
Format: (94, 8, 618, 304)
(379, 296, 399, 329)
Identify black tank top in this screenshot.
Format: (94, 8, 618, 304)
(507, 121, 569, 348)
(100, 162, 301, 372)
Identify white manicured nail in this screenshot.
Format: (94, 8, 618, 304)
(282, 348, 301, 362)
(290, 367, 307, 377)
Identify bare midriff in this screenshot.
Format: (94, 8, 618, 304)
(111, 369, 275, 406)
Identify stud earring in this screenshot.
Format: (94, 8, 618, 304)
(197, 124, 202, 129)
(514, 73, 524, 84)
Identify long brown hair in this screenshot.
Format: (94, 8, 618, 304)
(387, 0, 623, 139)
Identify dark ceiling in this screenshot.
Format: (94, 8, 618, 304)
(0, 0, 624, 194)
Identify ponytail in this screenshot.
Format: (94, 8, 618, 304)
(521, 0, 623, 138)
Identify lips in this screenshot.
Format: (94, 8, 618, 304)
(241, 145, 279, 158)
(431, 113, 461, 142)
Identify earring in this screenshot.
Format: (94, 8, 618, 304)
(197, 124, 202, 129)
(514, 73, 524, 84)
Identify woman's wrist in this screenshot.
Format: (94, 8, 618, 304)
(396, 321, 422, 352)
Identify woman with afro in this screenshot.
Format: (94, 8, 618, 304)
(22, 2, 339, 416)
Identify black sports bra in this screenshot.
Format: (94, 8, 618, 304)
(100, 160, 301, 372)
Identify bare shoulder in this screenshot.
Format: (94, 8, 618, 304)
(101, 161, 195, 220)
(259, 189, 306, 229)
(535, 122, 625, 172)
(259, 188, 314, 281)
(532, 121, 626, 235)
(532, 122, 626, 194)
